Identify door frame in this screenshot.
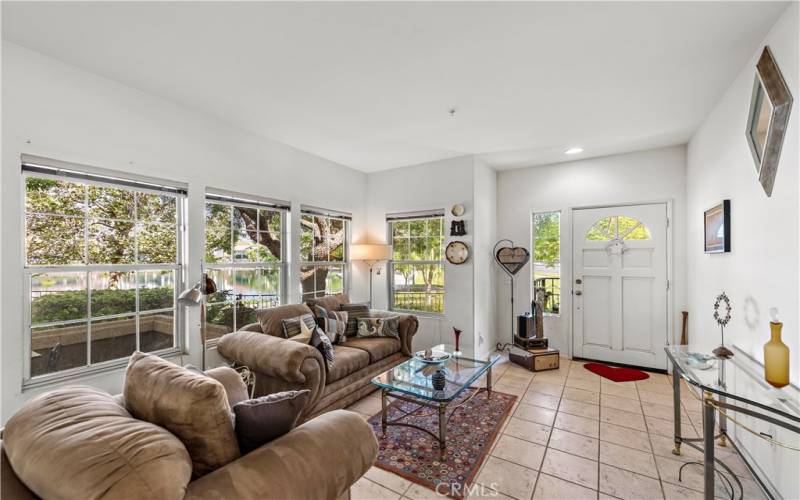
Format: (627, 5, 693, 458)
(566, 200, 674, 368)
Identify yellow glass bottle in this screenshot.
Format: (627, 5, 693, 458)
(764, 308, 789, 388)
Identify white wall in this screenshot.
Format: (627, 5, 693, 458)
(686, 4, 799, 497)
(496, 146, 688, 358)
(364, 156, 478, 355)
(1, 43, 368, 422)
(472, 157, 498, 359)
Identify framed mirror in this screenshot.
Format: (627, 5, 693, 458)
(745, 46, 793, 197)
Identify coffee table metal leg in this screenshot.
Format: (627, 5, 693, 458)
(487, 365, 493, 398)
(438, 403, 447, 458)
(672, 363, 682, 456)
(381, 389, 388, 437)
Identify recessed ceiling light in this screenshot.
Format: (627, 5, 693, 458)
(564, 147, 584, 155)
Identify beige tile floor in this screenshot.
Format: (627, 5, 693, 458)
(346, 355, 766, 500)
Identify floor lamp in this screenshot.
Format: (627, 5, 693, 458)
(178, 265, 217, 370)
(350, 244, 392, 307)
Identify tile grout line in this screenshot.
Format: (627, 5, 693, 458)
(637, 376, 669, 500)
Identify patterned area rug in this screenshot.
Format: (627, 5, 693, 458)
(367, 389, 516, 499)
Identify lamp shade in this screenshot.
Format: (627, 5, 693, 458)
(350, 244, 392, 261)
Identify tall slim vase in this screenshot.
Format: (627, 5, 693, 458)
(764, 320, 789, 388)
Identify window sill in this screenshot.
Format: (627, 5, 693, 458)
(390, 309, 445, 319)
(22, 347, 183, 392)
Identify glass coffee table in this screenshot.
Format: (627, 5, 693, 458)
(371, 344, 500, 457)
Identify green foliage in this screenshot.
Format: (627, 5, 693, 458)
(25, 177, 178, 267)
(31, 287, 173, 324)
(533, 212, 560, 267)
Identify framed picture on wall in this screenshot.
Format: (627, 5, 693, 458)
(746, 46, 794, 197)
(704, 200, 731, 254)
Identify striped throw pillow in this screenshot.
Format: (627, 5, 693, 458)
(281, 314, 317, 339)
(340, 303, 370, 337)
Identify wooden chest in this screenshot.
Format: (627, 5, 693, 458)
(509, 347, 560, 372)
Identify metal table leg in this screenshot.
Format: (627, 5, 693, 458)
(381, 388, 388, 437)
(487, 365, 493, 398)
(703, 390, 716, 500)
(438, 403, 447, 458)
(672, 363, 682, 456)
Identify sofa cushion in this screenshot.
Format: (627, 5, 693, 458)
(256, 303, 314, 337)
(233, 390, 310, 454)
(343, 337, 402, 363)
(124, 352, 240, 477)
(340, 303, 371, 337)
(306, 292, 349, 312)
(2, 386, 192, 500)
(356, 316, 400, 339)
(205, 366, 251, 407)
(327, 346, 370, 384)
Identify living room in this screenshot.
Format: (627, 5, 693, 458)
(1, 2, 798, 500)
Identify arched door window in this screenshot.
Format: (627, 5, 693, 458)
(586, 215, 651, 241)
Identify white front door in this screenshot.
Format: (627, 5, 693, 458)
(572, 204, 668, 369)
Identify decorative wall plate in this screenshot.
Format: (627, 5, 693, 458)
(445, 241, 470, 264)
(451, 204, 465, 217)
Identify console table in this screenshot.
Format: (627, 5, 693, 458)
(665, 345, 800, 500)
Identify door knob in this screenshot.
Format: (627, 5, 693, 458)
(575, 279, 582, 284)
(575, 291, 583, 296)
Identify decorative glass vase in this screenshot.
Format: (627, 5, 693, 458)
(453, 327, 462, 357)
(764, 320, 789, 388)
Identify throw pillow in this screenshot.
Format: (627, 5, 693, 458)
(313, 305, 348, 344)
(289, 320, 335, 371)
(356, 316, 401, 339)
(123, 351, 240, 477)
(282, 313, 317, 338)
(340, 302, 370, 337)
(233, 390, 310, 454)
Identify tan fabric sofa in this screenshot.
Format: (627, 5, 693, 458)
(0, 365, 377, 500)
(218, 294, 418, 420)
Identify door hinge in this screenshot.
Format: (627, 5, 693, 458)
(666, 217, 670, 228)
(667, 280, 670, 290)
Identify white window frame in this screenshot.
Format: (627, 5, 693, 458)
(22, 160, 186, 389)
(386, 211, 445, 316)
(204, 192, 289, 340)
(299, 208, 350, 301)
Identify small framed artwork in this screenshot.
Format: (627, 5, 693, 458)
(746, 46, 794, 197)
(704, 200, 731, 254)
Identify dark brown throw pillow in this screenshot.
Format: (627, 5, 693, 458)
(233, 390, 310, 454)
(340, 302, 370, 337)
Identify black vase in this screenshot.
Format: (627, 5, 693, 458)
(432, 368, 446, 390)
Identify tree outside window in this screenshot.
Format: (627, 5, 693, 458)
(204, 201, 284, 339)
(300, 214, 347, 301)
(25, 174, 182, 380)
(532, 211, 561, 314)
(388, 217, 444, 314)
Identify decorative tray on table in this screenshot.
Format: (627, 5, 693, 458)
(414, 349, 451, 364)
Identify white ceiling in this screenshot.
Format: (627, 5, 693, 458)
(2, 2, 789, 172)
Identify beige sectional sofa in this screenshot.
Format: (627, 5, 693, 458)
(0, 363, 377, 500)
(218, 294, 419, 420)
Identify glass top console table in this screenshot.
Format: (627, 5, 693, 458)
(665, 345, 800, 500)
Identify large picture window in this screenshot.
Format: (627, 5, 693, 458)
(300, 209, 349, 301)
(23, 160, 185, 381)
(532, 211, 561, 314)
(204, 193, 287, 340)
(388, 212, 445, 314)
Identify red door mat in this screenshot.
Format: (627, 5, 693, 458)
(584, 362, 650, 382)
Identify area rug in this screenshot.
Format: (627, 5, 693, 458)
(367, 389, 516, 499)
(584, 362, 650, 382)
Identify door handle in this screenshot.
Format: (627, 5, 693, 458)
(575, 291, 583, 296)
(575, 278, 582, 284)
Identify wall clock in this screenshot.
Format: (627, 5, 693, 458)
(445, 241, 470, 264)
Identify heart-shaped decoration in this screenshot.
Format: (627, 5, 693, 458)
(495, 246, 530, 276)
